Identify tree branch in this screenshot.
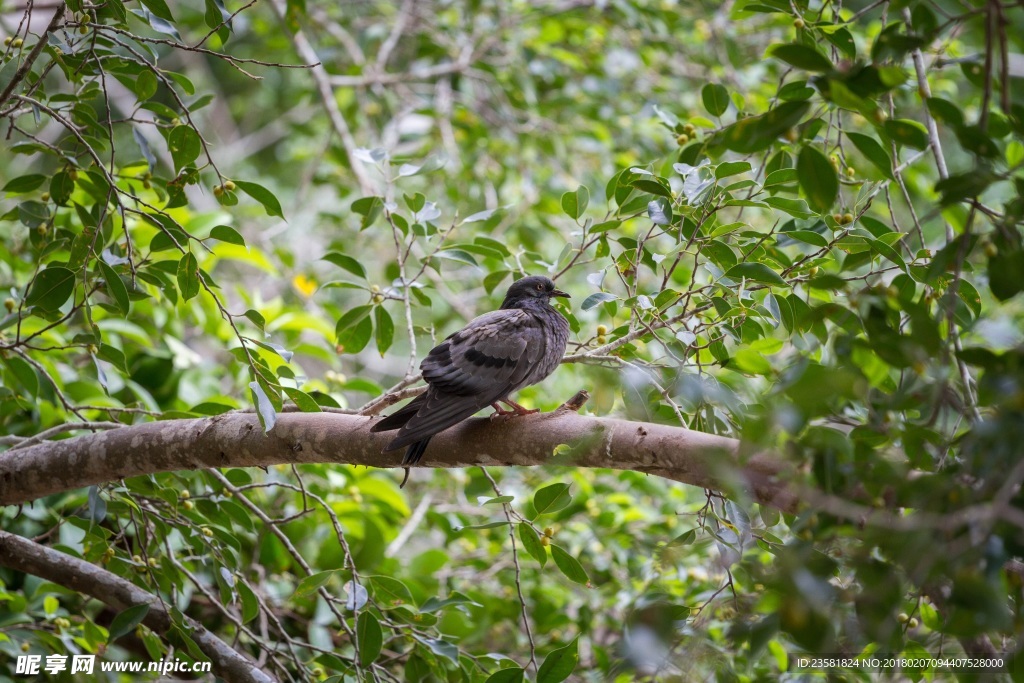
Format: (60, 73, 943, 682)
(0, 531, 276, 683)
(0, 3, 66, 109)
(0, 408, 792, 510)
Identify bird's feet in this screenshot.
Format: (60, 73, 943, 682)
(490, 399, 539, 419)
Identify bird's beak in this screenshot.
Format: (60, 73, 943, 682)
(551, 289, 570, 299)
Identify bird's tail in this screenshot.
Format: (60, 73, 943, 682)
(370, 394, 426, 433)
(398, 438, 431, 488)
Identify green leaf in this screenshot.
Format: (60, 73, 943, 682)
(234, 180, 285, 219)
(715, 102, 810, 154)
(49, 171, 75, 206)
(139, 0, 175, 21)
(2, 174, 47, 193)
(701, 83, 730, 117)
(352, 196, 384, 230)
(519, 524, 547, 567)
(786, 230, 829, 248)
(249, 379, 278, 433)
(295, 570, 336, 598)
(210, 225, 245, 246)
(434, 248, 479, 267)
(796, 146, 838, 213)
(336, 306, 374, 354)
(177, 252, 201, 301)
(561, 185, 589, 220)
(715, 161, 751, 179)
(98, 261, 130, 315)
(4, 356, 39, 397)
(884, 119, 929, 150)
(550, 545, 588, 585)
(283, 387, 322, 412)
(374, 306, 394, 355)
(356, 611, 383, 666)
(108, 604, 150, 643)
(237, 582, 260, 624)
(845, 132, 894, 180)
(537, 637, 580, 683)
(767, 43, 832, 72)
(581, 292, 618, 310)
(134, 70, 158, 101)
(533, 483, 571, 515)
(26, 266, 75, 312)
(167, 125, 201, 172)
(726, 263, 788, 287)
(485, 668, 525, 683)
(322, 252, 367, 279)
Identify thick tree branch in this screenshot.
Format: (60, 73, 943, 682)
(0, 531, 276, 683)
(0, 409, 792, 510)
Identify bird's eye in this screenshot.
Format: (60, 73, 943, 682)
(536, 283, 543, 291)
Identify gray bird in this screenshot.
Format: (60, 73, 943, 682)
(372, 275, 571, 487)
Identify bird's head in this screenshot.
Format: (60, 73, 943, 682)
(501, 276, 570, 309)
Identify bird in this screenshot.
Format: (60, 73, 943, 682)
(372, 275, 571, 487)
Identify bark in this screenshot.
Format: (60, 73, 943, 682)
(0, 531, 276, 683)
(0, 408, 793, 510)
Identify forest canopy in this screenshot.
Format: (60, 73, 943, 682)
(1, 0, 1023, 680)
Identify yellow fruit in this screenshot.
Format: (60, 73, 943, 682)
(596, 324, 608, 336)
(40, 192, 50, 201)
(842, 213, 854, 224)
(540, 536, 550, 547)
(180, 490, 190, 500)
(845, 167, 855, 177)
(132, 554, 142, 563)
(21, 642, 30, 652)
(676, 134, 689, 146)
(372, 294, 384, 304)
(897, 612, 909, 623)
(147, 557, 158, 567)
(4, 298, 14, 312)
(370, 284, 381, 293)
(67, 169, 78, 181)
(213, 185, 223, 197)
(908, 618, 919, 628)
(543, 527, 554, 537)
(684, 123, 696, 134)
(79, 25, 88, 34)
(3, 38, 11, 47)
(182, 500, 193, 510)
(223, 180, 236, 191)
(784, 128, 799, 142)
(808, 266, 819, 276)
(12, 38, 23, 48)
(202, 527, 213, 537)
(984, 242, 998, 257)
(793, 18, 805, 29)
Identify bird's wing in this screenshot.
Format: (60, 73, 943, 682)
(385, 310, 549, 449)
(420, 309, 545, 397)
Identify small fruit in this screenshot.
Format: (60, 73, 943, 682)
(182, 500, 194, 510)
(370, 284, 381, 293)
(897, 612, 909, 623)
(842, 213, 854, 224)
(4, 298, 14, 312)
(213, 185, 224, 197)
(21, 642, 30, 652)
(794, 18, 805, 29)
(845, 167, 855, 177)
(202, 527, 213, 537)
(808, 266, 819, 276)
(676, 133, 689, 146)
(40, 192, 50, 201)
(984, 242, 998, 257)
(67, 168, 78, 181)
(540, 536, 550, 547)
(12, 38, 23, 48)
(147, 557, 158, 567)
(223, 180, 236, 191)
(784, 128, 799, 142)
(3, 37, 12, 47)
(596, 324, 608, 336)
(180, 490, 190, 500)
(543, 527, 554, 537)
(684, 123, 696, 134)
(79, 25, 88, 34)
(371, 294, 384, 304)
(833, 213, 842, 223)
(908, 618, 919, 628)
(830, 155, 840, 169)
(132, 554, 142, 563)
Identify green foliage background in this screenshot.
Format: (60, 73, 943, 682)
(2, 0, 1024, 680)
